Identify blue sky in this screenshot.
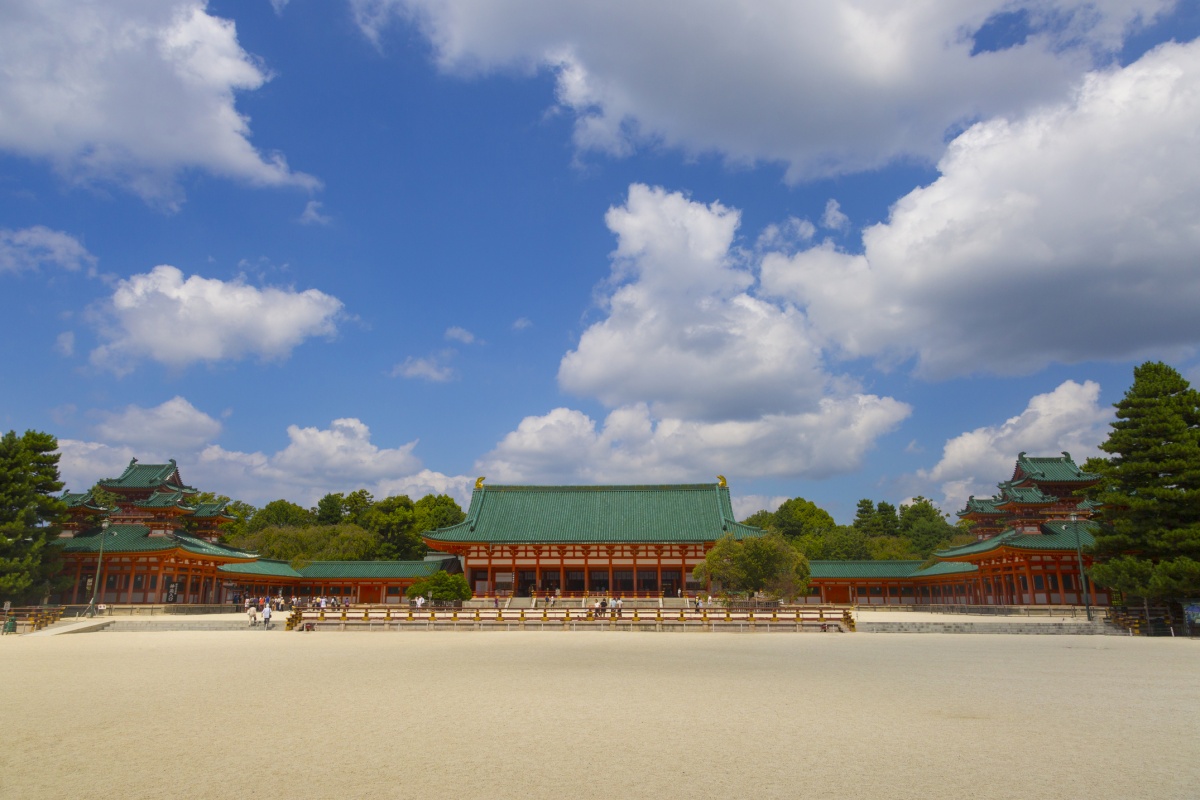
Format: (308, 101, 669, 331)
(3, 0, 1200, 523)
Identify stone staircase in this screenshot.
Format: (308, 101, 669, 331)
(857, 619, 1122, 635)
(100, 619, 285, 632)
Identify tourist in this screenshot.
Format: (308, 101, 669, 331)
(247, 603, 257, 627)
(262, 603, 272, 628)
(600, 597, 608, 617)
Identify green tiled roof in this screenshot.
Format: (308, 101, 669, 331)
(297, 558, 458, 579)
(423, 483, 762, 545)
(994, 483, 1057, 506)
(1013, 452, 1101, 484)
(910, 561, 978, 577)
(99, 458, 197, 492)
(54, 524, 255, 561)
(809, 560, 925, 579)
(957, 496, 1003, 517)
(134, 490, 191, 509)
(219, 559, 302, 578)
(935, 521, 1096, 559)
(189, 501, 233, 519)
(62, 490, 106, 511)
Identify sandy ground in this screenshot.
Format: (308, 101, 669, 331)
(1, 631, 1196, 800)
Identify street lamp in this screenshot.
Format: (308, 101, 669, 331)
(84, 519, 111, 618)
(1070, 513, 1092, 621)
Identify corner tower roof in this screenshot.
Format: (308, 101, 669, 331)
(98, 458, 198, 493)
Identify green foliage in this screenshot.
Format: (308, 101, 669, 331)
(413, 493, 466, 533)
(246, 499, 314, 533)
(406, 570, 472, 601)
(363, 495, 420, 560)
(866, 536, 918, 560)
(773, 497, 836, 539)
(314, 492, 345, 525)
(740, 510, 777, 531)
(897, 497, 956, 557)
(342, 489, 375, 528)
(793, 525, 870, 560)
(0, 430, 68, 603)
(230, 523, 379, 565)
(218, 500, 257, 541)
(1087, 361, 1200, 598)
(693, 533, 810, 600)
(853, 499, 900, 537)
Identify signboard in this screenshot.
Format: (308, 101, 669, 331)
(1184, 603, 1200, 627)
(166, 581, 179, 603)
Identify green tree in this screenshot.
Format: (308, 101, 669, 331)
(1087, 361, 1200, 599)
(342, 489, 375, 528)
(218, 500, 257, 541)
(406, 570, 472, 601)
(237, 523, 379, 566)
(245, 499, 313, 533)
(794, 525, 870, 560)
(898, 497, 956, 557)
(693, 532, 810, 600)
(773, 497, 836, 540)
(852, 498, 880, 536)
(875, 501, 900, 537)
(0, 430, 68, 603)
(314, 492, 345, 526)
(363, 495, 420, 560)
(412, 493, 466, 534)
(740, 509, 777, 531)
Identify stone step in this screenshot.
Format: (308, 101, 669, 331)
(101, 621, 284, 632)
(858, 620, 1121, 635)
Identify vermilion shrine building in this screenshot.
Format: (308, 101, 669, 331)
(806, 453, 1109, 606)
(50, 454, 1108, 609)
(52, 459, 457, 606)
(420, 479, 761, 596)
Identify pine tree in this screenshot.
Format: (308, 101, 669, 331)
(0, 430, 67, 603)
(1088, 362, 1200, 599)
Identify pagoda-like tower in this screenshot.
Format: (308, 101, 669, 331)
(958, 452, 1100, 540)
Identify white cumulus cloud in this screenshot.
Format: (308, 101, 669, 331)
(88, 265, 343, 373)
(916, 380, 1111, 512)
(0, 0, 317, 207)
(93, 396, 223, 451)
(353, 0, 1171, 180)
(59, 410, 473, 508)
(0, 226, 96, 274)
(478, 397, 910, 485)
(761, 39, 1200, 377)
(559, 184, 830, 421)
(391, 355, 455, 382)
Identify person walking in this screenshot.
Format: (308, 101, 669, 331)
(247, 603, 257, 627)
(262, 603, 272, 629)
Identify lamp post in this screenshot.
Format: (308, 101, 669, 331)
(84, 519, 111, 618)
(1070, 513, 1092, 621)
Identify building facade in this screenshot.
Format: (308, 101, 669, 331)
(807, 452, 1109, 606)
(53, 459, 456, 606)
(420, 479, 762, 597)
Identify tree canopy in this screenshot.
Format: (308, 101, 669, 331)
(0, 430, 68, 603)
(1087, 361, 1200, 600)
(692, 532, 810, 600)
(223, 490, 466, 565)
(405, 570, 472, 601)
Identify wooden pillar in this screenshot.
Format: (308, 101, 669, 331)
(486, 547, 494, 596)
(124, 559, 137, 604)
(535, 547, 542, 593)
(583, 547, 590, 594)
(655, 546, 663, 594)
(631, 547, 639, 597)
(71, 559, 84, 604)
(1023, 560, 1036, 605)
(680, 547, 687, 597)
